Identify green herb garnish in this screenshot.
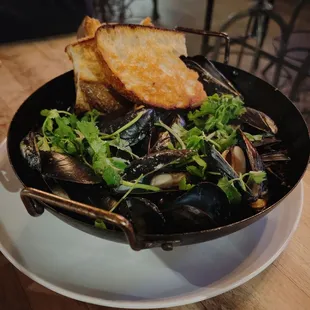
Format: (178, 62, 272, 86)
(37, 109, 140, 186)
(95, 219, 107, 230)
(218, 171, 267, 204)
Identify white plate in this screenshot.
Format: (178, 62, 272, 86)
(0, 139, 303, 308)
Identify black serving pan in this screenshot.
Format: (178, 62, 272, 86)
(7, 28, 310, 251)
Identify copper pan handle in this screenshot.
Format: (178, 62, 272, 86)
(20, 187, 142, 251)
(175, 27, 231, 64)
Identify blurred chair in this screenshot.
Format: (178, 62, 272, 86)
(262, 31, 310, 102)
(210, 0, 308, 91)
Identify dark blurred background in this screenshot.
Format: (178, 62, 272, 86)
(1, 0, 310, 126)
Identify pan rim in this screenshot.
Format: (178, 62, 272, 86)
(6, 62, 310, 242)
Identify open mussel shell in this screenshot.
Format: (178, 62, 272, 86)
(252, 135, 281, 148)
(40, 151, 101, 184)
(163, 205, 218, 233)
(115, 197, 166, 235)
(222, 145, 247, 175)
(203, 141, 239, 180)
(237, 129, 268, 209)
(239, 107, 278, 134)
(98, 108, 155, 147)
(181, 55, 242, 98)
(20, 131, 101, 185)
(122, 149, 193, 181)
(149, 114, 186, 154)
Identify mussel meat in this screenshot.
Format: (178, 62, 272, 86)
(150, 172, 187, 189)
(222, 146, 247, 174)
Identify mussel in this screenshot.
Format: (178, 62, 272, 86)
(149, 114, 186, 153)
(150, 172, 188, 189)
(122, 149, 193, 181)
(252, 135, 281, 148)
(222, 146, 247, 174)
(181, 55, 242, 98)
(162, 182, 231, 233)
(20, 131, 101, 184)
(239, 107, 278, 134)
(115, 197, 166, 234)
(98, 108, 155, 146)
(202, 141, 239, 180)
(237, 129, 268, 210)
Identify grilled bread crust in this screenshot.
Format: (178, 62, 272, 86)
(95, 24, 207, 109)
(65, 38, 128, 114)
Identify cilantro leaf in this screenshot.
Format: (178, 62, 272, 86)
(246, 171, 267, 184)
(192, 155, 207, 175)
(244, 132, 263, 142)
(95, 219, 107, 230)
(178, 176, 194, 190)
(188, 94, 246, 132)
(41, 109, 59, 119)
(37, 136, 50, 151)
(92, 155, 121, 186)
(218, 177, 242, 204)
(76, 120, 99, 143)
(186, 165, 204, 178)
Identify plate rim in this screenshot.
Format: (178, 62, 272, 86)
(0, 138, 304, 308)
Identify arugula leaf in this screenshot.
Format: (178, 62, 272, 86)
(218, 177, 242, 204)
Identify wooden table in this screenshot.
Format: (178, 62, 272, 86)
(0, 35, 310, 310)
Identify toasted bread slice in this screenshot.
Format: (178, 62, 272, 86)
(65, 38, 129, 114)
(77, 16, 153, 39)
(95, 24, 206, 109)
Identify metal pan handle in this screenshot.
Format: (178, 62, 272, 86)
(175, 27, 231, 64)
(20, 187, 143, 251)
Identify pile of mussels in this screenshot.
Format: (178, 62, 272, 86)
(20, 56, 290, 235)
